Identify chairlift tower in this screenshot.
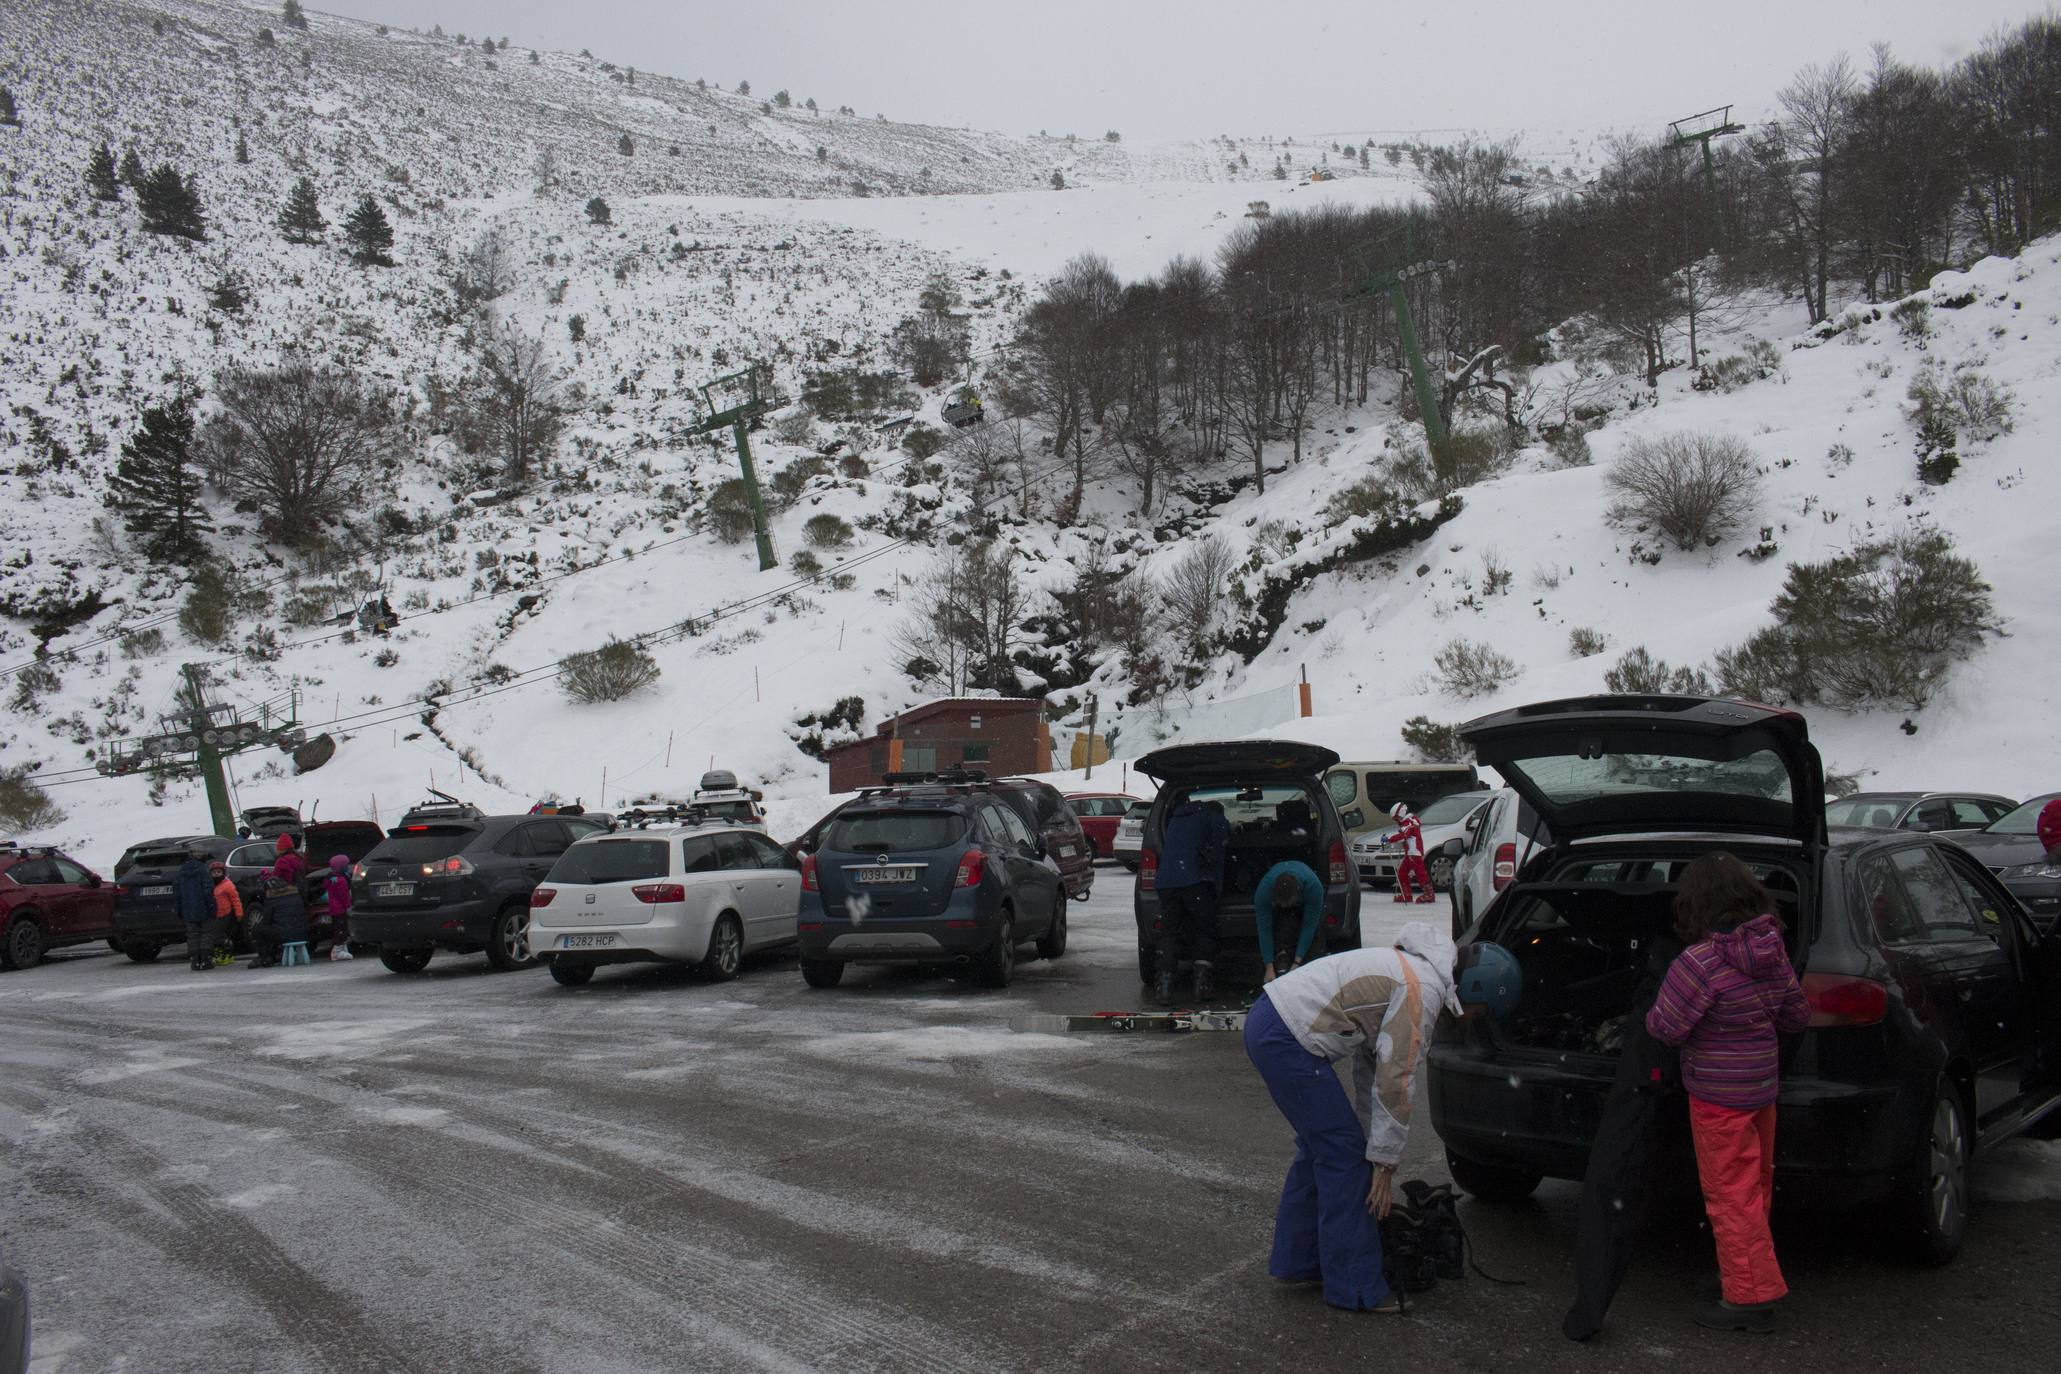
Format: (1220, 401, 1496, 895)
(1346, 227, 1452, 449)
(691, 363, 780, 571)
(1667, 105, 1746, 244)
(94, 663, 306, 836)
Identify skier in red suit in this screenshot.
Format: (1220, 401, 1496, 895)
(1383, 803, 1436, 904)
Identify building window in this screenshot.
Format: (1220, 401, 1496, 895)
(961, 743, 991, 763)
(903, 745, 938, 771)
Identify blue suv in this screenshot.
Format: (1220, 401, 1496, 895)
(797, 773, 1066, 989)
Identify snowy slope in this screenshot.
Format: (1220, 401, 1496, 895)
(3, 0, 2057, 873)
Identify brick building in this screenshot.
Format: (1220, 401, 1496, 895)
(823, 698, 1049, 793)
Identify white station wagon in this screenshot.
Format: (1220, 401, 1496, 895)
(528, 820, 801, 987)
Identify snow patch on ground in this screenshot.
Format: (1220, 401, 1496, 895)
(220, 1183, 297, 1210)
(796, 1025, 1091, 1064)
(1976, 1138, 2061, 1202)
(253, 1018, 437, 1061)
(75, 1047, 203, 1084)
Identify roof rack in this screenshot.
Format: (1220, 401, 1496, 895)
(613, 805, 732, 830)
(879, 769, 989, 787)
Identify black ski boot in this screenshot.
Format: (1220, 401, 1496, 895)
(1192, 960, 1216, 1002)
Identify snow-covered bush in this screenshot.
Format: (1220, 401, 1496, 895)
(704, 479, 757, 543)
(1321, 477, 1396, 525)
(0, 766, 65, 832)
(1602, 646, 1714, 696)
(1568, 626, 1607, 658)
(804, 514, 854, 548)
(1605, 431, 1761, 551)
(560, 639, 661, 703)
(788, 550, 822, 576)
(1432, 638, 1519, 699)
(1545, 426, 1593, 468)
(1715, 531, 1997, 710)
(1399, 716, 1469, 764)
(1907, 361, 2014, 449)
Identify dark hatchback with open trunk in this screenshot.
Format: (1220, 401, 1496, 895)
(1428, 695, 2061, 1264)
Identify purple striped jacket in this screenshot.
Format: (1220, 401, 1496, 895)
(1644, 913, 1810, 1110)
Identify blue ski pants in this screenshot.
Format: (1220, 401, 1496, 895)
(1244, 992, 1387, 1310)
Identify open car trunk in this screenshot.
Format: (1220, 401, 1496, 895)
(1487, 855, 1807, 1060)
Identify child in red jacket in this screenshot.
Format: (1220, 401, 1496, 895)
(1646, 852, 1810, 1334)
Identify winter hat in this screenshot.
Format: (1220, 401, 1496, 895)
(2038, 798, 2061, 856)
(276, 832, 296, 854)
(1390, 802, 1410, 821)
(330, 854, 349, 872)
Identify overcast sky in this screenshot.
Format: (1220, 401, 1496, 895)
(312, 0, 2043, 141)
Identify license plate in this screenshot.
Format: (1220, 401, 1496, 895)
(854, 866, 920, 884)
(374, 882, 415, 898)
(142, 885, 173, 897)
(560, 933, 618, 949)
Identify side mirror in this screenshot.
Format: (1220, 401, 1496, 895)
(1440, 837, 1465, 859)
(1341, 809, 1365, 829)
(84, 873, 103, 889)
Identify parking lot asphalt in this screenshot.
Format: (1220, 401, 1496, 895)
(4, 874, 2059, 1374)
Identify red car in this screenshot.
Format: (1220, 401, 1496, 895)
(1, 842, 117, 970)
(1065, 792, 1146, 861)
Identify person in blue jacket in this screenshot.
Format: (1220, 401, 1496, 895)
(1254, 859, 1326, 983)
(173, 844, 218, 972)
(1154, 798, 1231, 1004)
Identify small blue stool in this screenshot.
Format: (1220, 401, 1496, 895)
(280, 942, 311, 967)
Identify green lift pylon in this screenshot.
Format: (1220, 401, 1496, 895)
(96, 663, 305, 836)
(1349, 231, 1452, 450)
(691, 363, 780, 571)
(1667, 105, 1745, 247)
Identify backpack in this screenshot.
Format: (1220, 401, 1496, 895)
(1379, 1179, 1524, 1304)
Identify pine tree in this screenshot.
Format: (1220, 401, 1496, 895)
(585, 196, 612, 225)
(1050, 169, 1066, 190)
(282, 0, 309, 30)
(235, 130, 250, 164)
(617, 132, 634, 156)
(0, 87, 18, 127)
(86, 144, 121, 201)
(119, 148, 146, 188)
(278, 176, 327, 243)
(342, 194, 394, 266)
(137, 164, 207, 240)
(108, 396, 212, 565)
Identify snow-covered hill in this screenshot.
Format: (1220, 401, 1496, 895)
(2, 0, 2056, 870)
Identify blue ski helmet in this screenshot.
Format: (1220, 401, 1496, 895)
(1454, 942, 1521, 1021)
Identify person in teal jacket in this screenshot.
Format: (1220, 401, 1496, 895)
(1254, 860, 1326, 983)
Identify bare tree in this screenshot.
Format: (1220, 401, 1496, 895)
(467, 318, 563, 485)
(205, 365, 390, 545)
(1160, 536, 1236, 665)
(1772, 55, 1856, 324)
(453, 228, 516, 313)
(891, 542, 1028, 694)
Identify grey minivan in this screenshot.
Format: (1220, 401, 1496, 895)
(1133, 741, 1363, 985)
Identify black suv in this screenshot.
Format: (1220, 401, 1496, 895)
(111, 836, 238, 962)
(350, 800, 609, 974)
(990, 777, 1095, 901)
(1427, 695, 2061, 1264)
(797, 773, 1066, 990)
(1133, 740, 1363, 986)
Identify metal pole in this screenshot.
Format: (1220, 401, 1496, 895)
(732, 418, 778, 571)
(1389, 281, 1446, 449)
(1083, 695, 1098, 780)
(184, 662, 236, 837)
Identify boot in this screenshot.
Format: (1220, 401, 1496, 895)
(1192, 961, 1216, 1002)
(1154, 969, 1175, 1006)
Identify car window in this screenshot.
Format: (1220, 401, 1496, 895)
(1028, 786, 1069, 828)
(1949, 800, 1995, 829)
(1980, 796, 2061, 834)
(743, 833, 790, 869)
(374, 827, 480, 862)
(525, 822, 575, 858)
(1887, 847, 1985, 941)
(492, 827, 533, 858)
(9, 858, 57, 885)
(1901, 799, 1953, 831)
(977, 806, 1012, 849)
(681, 836, 722, 874)
(565, 818, 609, 841)
(1325, 772, 1357, 810)
(1936, 853, 2010, 939)
(1858, 855, 1920, 943)
(230, 843, 276, 868)
(1418, 793, 1489, 826)
(50, 857, 91, 884)
(1978, 799, 2015, 824)
(552, 839, 670, 885)
(996, 805, 1035, 849)
(715, 834, 760, 870)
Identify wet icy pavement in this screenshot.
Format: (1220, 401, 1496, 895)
(4, 879, 2059, 1373)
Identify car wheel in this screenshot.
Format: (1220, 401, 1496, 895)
(1430, 856, 1455, 891)
(107, 937, 124, 952)
(974, 912, 1015, 989)
(122, 941, 163, 964)
(1138, 939, 1156, 985)
(1119, 859, 1139, 873)
(1901, 1083, 1970, 1265)
(485, 903, 536, 971)
(549, 959, 595, 987)
(702, 914, 744, 982)
(800, 956, 845, 989)
(378, 948, 433, 975)
(1, 917, 45, 971)
(1036, 896, 1069, 960)
(1445, 1148, 1542, 1203)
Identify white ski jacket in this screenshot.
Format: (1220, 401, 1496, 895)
(1260, 924, 1460, 1167)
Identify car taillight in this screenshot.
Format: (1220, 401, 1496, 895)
(422, 855, 474, 877)
(800, 854, 818, 892)
(632, 884, 686, 904)
(531, 888, 556, 908)
(1493, 843, 1516, 891)
(1802, 972, 1888, 1028)
(1328, 839, 1349, 885)
(351, 862, 367, 881)
(955, 850, 985, 888)
(1139, 848, 1157, 890)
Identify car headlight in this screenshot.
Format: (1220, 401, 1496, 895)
(2004, 861, 2061, 880)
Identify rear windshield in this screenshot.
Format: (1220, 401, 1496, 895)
(1984, 796, 2061, 835)
(697, 800, 759, 822)
(367, 827, 478, 862)
(1362, 770, 1478, 811)
(824, 811, 967, 854)
(126, 850, 196, 872)
(1417, 793, 1489, 826)
(1174, 784, 1321, 830)
(1498, 750, 1794, 806)
(306, 826, 385, 863)
(550, 839, 670, 884)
